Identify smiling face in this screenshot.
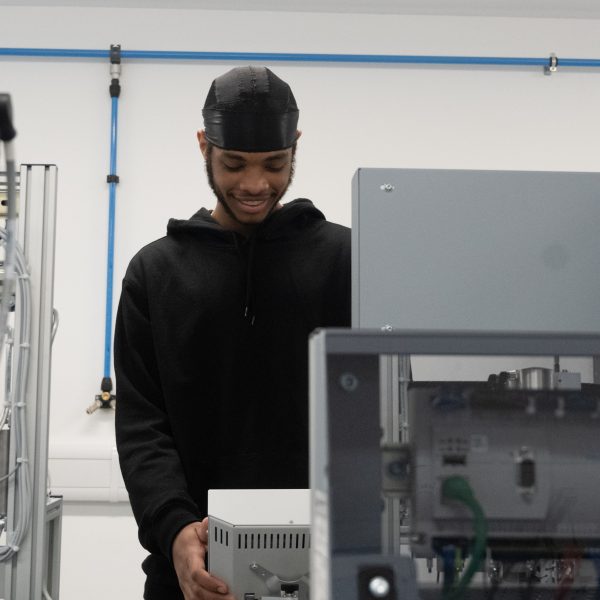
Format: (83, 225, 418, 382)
(198, 130, 297, 236)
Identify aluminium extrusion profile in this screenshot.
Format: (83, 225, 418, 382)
(0, 165, 62, 600)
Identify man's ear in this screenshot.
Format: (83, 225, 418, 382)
(197, 129, 209, 158)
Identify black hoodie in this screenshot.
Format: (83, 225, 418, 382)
(114, 198, 350, 584)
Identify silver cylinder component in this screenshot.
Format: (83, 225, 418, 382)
(520, 367, 553, 390)
(505, 367, 553, 390)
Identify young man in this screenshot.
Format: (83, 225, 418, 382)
(115, 66, 351, 600)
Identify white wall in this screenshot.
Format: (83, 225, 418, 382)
(1, 5, 600, 598)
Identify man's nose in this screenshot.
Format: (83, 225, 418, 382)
(239, 169, 269, 195)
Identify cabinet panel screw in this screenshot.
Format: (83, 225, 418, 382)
(339, 372, 358, 392)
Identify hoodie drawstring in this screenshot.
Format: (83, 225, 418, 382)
(240, 232, 257, 326)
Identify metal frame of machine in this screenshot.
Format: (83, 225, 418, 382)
(0, 164, 62, 599)
(309, 328, 600, 600)
(208, 489, 311, 600)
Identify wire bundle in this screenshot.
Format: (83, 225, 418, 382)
(0, 227, 32, 560)
(0, 144, 17, 356)
(441, 476, 488, 600)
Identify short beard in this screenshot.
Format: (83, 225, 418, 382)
(205, 142, 297, 225)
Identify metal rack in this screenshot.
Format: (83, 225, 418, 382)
(0, 164, 62, 599)
(309, 329, 600, 600)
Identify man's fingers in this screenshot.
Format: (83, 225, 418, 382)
(178, 519, 235, 599)
(192, 567, 229, 594)
(183, 570, 236, 600)
(198, 516, 209, 544)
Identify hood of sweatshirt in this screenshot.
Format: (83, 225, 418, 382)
(165, 198, 327, 323)
(166, 198, 325, 242)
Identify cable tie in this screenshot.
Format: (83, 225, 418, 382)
(15, 402, 26, 408)
(16, 457, 28, 464)
(10, 545, 19, 552)
(18, 273, 30, 280)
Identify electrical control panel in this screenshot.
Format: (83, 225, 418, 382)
(409, 373, 600, 558)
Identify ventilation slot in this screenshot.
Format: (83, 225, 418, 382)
(229, 530, 311, 550)
(213, 527, 229, 547)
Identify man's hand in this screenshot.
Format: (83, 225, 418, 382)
(172, 518, 236, 600)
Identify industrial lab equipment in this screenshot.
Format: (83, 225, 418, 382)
(409, 365, 600, 559)
(310, 329, 600, 600)
(0, 165, 62, 599)
(208, 489, 310, 600)
(308, 168, 600, 600)
(352, 167, 600, 334)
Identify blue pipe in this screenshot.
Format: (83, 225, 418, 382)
(121, 51, 548, 66)
(0, 48, 108, 58)
(1, 47, 600, 68)
(104, 95, 118, 379)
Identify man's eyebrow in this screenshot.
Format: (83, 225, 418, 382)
(264, 152, 289, 162)
(221, 151, 289, 162)
(222, 151, 246, 161)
